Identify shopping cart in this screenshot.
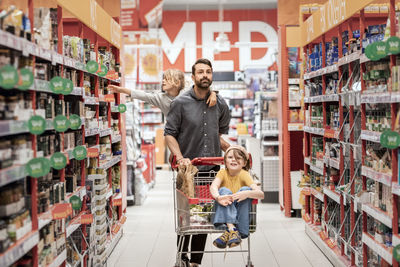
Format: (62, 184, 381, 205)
(171, 156, 257, 267)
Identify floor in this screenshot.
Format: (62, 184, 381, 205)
(107, 170, 332, 267)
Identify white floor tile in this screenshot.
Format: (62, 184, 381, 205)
(107, 170, 332, 267)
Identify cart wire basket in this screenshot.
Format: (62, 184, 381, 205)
(171, 156, 258, 267)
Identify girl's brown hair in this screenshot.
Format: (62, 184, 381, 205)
(224, 148, 250, 171)
(163, 69, 185, 92)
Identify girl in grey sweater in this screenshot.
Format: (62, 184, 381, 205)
(107, 68, 216, 116)
(108, 68, 230, 151)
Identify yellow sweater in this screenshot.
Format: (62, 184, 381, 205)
(216, 169, 254, 193)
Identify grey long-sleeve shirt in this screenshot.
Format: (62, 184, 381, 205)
(164, 87, 230, 170)
(130, 89, 174, 116)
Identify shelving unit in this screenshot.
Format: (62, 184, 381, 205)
(299, 0, 400, 266)
(255, 92, 280, 203)
(279, 25, 304, 215)
(0, 1, 125, 266)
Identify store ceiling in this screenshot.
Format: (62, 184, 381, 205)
(162, 0, 277, 10)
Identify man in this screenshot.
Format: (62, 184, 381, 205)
(165, 58, 231, 267)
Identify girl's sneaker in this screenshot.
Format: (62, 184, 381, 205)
(227, 229, 242, 248)
(213, 230, 231, 248)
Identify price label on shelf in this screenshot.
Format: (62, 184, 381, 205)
(49, 76, 65, 94)
(80, 214, 93, 224)
(87, 147, 99, 158)
(69, 195, 82, 211)
(118, 104, 127, 113)
(97, 64, 108, 77)
(50, 152, 67, 170)
(25, 157, 51, 178)
(63, 79, 74, 95)
(28, 115, 46, 135)
(39, 47, 52, 61)
(394, 244, 400, 262)
(380, 130, 400, 149)
(52, 203, 72, 219)
(53, 115, 70, 133)
(104, 94, 115, 102)
(73, 146, 87, 160)
(86, 60, 99, 73)
(17, 68, 34, 91)
(0, 65, 19, 89)
(69, 115, 82, 130)
(5, 32, 14, 48)
(112, 198, 122, 206)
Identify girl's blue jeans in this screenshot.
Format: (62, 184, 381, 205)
(213, 186, 252, 238)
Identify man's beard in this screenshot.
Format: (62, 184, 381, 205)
(195, 78, 212, 89)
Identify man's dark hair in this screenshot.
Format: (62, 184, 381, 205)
(192, 58, 213, 75)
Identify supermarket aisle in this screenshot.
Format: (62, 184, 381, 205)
(107, 170, 332, 267)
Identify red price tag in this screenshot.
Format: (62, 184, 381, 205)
(303, 213, 311, 223)
(106, 70, 119, 80)
(80, 214, 94, 224)
(120, 215, 127, 224)
(319, 231, 328, 240)
(324, 129, 335, 138)
(112, 224, 121, 235)
(87, 147, 99, 158)
(325, 239, 336, 249)
(52, 203, 72, 219)
(104, 94, 115, 102)
(113, 198, 122, 206)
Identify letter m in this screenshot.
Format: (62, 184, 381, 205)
(158, 22, 196, 72)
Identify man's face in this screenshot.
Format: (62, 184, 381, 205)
(192, 63, 213, 90)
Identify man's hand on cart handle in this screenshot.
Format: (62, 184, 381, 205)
(177, 157, 191, 166)
(216, 195, 233, 206)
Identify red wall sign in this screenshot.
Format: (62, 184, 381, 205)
(160, 9, 278, 72)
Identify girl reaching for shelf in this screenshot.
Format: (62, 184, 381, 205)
(107, 68, 230, 151)
(210, 145, 264, 249)
(107, 68, 216, 116)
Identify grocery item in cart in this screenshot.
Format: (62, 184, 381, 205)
(176, 164, 198, 198)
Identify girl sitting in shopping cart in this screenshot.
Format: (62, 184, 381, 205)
(210, 145, 264, 249)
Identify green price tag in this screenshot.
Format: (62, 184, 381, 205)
(366, 42, 381, 61)
(49, 76, 65, 94)
(97, 64, 108, 77)
(394, 244, 400, 262)
(50, 152, 67, 170)
(53, 115, 70, 132)
(118, 104, 127, 113)
(17, 68, 34, 90)
(73, 146, 87, 160)
(26, 157, 51, 178)
(374, 41, 387, 59)
(86, 60, 99, 73)
(69, 114, 82, 130)
(63, 78, 74, 95)
(28, 115, 46, 135)
(380, 130, 400, 149)
(386, 36, 400, 55)
(69, 195, 82, 210)
(0, 65, 19, 89)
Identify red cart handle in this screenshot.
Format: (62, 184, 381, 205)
(171, 156, 224, 169)
(171, 154, 252, 170)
